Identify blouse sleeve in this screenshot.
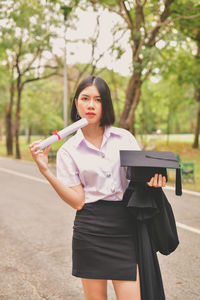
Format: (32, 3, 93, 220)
(56, 148, 81, 187)
(123, 129, 141, 150)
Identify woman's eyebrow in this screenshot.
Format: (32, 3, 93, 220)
(80, 94, 101, 98)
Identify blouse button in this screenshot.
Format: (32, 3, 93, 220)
(111, 184, 115, 193)
(101, 153, 105, 158)
(106, 173, 111, 178)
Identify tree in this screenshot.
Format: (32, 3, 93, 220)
(137, 29, 198, 137)
(0, 0, 62, 158)
(0, 37, 16, 154)
(86, 0, 200, 134)
(66, 11, 127, 112)
(139, 68, 195, 136)
(21, 79, 63, 143)
(173, 1, 200, 148)
(0, 65, 9, 142)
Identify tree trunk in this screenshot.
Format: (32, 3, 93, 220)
(114, 85, 121, 123)
(0, 119, 2, 141)
(166, 106, 171, 145)
(131, 112, 136, 135)
(27, 126, 32, 144)
(193, 35, 200, 149)
(15, 79, 22, 159)
(193, 90, 200, 148)
(111, 71, 121, 123)
(5, 79, 15, 155)
(119, 72, 142, 130)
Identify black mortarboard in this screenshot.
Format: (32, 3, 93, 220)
(120, 150, 182, 196)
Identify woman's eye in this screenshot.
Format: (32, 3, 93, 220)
(81, 97, 88, 101)
(96, 98, 101, 102)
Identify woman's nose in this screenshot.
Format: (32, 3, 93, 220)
(88, 99, 95, 108)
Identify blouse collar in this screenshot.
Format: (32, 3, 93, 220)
(73, 125, 120, 148)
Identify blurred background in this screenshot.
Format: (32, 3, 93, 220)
(0, 0, 199, 191)
(0, 2, 200, 300)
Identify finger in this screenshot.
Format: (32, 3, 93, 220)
(162, 176, 166, 187)
(30, 144, 42, 154)
(44, 145, 51, 156)
(29, 140, 42, 148)
(30, 144, 41, 151)
(152, 173, 158, 187)
(146, 177, 154, 186)
(157, 174, 163, 187)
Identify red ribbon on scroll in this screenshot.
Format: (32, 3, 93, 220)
(51, 129, 61, 140)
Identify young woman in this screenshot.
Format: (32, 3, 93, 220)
(29, 76, 166, 300)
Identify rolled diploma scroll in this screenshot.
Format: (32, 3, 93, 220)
(38, 118, 88, 150)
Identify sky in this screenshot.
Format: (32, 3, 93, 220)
(1, 2, 196, 79)
(0, 3, 133, 76)
(51, 6, 133, 76)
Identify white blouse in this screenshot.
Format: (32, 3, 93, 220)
(56, 126, 140, 204)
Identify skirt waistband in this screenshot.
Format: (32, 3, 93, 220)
(73, 199, 136, 238)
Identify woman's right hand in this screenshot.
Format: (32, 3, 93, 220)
(29, 140, 51, 174)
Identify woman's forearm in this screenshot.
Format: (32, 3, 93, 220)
(41, 169, 85, 210)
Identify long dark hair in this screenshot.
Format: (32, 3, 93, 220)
(71, 75, 115, 126)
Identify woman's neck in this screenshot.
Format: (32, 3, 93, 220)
(81, 124, 105, 149)
(82, 124, 105, 139)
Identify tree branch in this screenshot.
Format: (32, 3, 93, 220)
(132, 1, 146, 59)
(135, 2, 145, 31)
(21, 72, 59, 89)
(161, 13, 200, 27)
(147, 0, 175, 47)
(141, 67, 153, 83)
(23, 65, 59, 73)
(136, 0, 147, 8)
(120, 0, 133, 31)
(147, 12, 200, 48)
(15, 38, 23, 76)
(21, 49, 41, 76)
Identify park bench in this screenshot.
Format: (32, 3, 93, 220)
(174, 153, 195, 182)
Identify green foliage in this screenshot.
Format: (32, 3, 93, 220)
(0, 65, 10, 116)
(0, 0, 59, 92)
(171, 0, 200, 40)
(0, 0, 199, 143)
(21, 79, 63, 135)
(137, 70, 196, 134)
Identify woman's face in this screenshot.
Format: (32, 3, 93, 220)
(76, 85, 102, 126)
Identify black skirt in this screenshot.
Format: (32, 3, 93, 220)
(72, 198, 138, 281)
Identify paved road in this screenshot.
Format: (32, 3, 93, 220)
(0, 157, 200, 300)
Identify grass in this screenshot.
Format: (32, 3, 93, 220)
(0, 135, 63, 161)
(154, 139, 200, 193)
(1, 135, 200, 192)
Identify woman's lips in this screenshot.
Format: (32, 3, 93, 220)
(86, 112, 96, 116)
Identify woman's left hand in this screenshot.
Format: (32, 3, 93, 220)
(146, 174, 166, 188)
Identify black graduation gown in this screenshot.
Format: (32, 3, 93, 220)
(122, 182, 179, 300)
